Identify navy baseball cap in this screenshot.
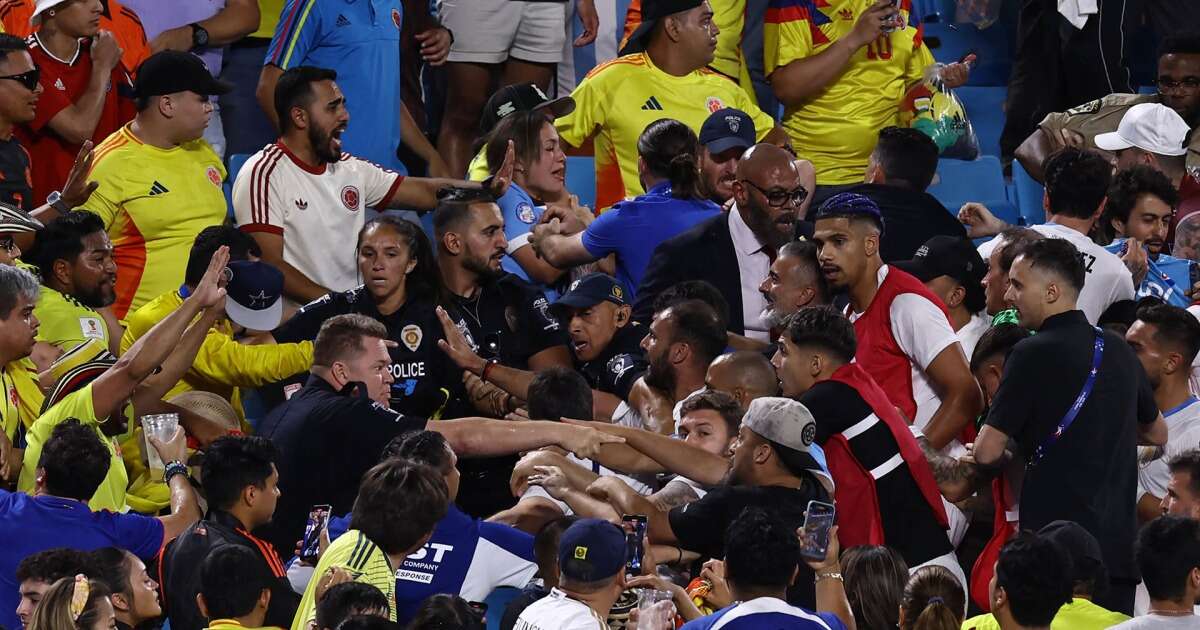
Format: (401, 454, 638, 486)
(224, 260, 284, 331)
(700, 108, 756, 155)
(480, 83, 575, 134)
(559, 519, 627, 582)
(551, 273, 628, 316)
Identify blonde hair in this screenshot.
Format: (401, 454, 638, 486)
(26, 575, 112, 630)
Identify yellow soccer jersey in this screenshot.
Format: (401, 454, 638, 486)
(7, 358, 43, 433)
(0, 361, 21, 446)
(556, 52, 775, 213)
(34, 286, 110, 354)
(86, 124, 228, 321)
(766, 0, 934, 185)
(292, 530, 397, 630)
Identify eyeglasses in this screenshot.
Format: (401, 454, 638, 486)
(0, 236, 16, 253)
(740, 179, 809, 207)
(1157, 77, 1200, 93)
(0, 67, 40, 92)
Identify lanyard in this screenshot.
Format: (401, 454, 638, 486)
(1030, 326, 1104, 467)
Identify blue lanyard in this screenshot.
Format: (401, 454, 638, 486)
(1031, 326, 1104, 466)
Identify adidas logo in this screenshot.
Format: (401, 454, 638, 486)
(53, 78, 65, 91)
(837, 8, 853, 20)
(641, 96, 663, 111)
(147, 181, 169, 196)
(335, 13, 351, 27)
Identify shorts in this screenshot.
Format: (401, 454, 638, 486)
(439, 0, 566, 64)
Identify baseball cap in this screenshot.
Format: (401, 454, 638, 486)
(43, 338, 117, 413)
(551, 273, 628, 316)
(741, 397, 825, 475)
(1037, 520, 1108, 591)
(558, 519, 627, 582)
(223, 260, 284, 332)
(0, 201, 42, 234)
(30, 0, 69, 24)
(480, 83, 575, 134)
(134, 51, 233, 99)
(699, 108, 756, 155)
(892, 235, 986, 312)
(1094, 103, 1189, 156)
(620, 0, 706, 56)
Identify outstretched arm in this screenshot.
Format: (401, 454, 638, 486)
(566, 419, 729, 485)
(431, 418, 623, 459)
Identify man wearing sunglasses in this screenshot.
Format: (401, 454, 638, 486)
(634, 143, 806, 341)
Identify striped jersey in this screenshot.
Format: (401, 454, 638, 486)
(232, 142, 403, 296)
(292, 529, 397, 630)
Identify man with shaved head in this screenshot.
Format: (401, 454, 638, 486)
(813, 193, 982, 453)
(706, 351, 779, 411)
(636, 143, 807, 341)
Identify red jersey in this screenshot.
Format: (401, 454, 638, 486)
(0, 0, 151, 74)
(16, 34, 135, 204)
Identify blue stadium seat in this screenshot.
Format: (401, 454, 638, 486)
(956, 86, 1006, 158)
(484, 587, 522, 630)
(224, 153, 251, 221)
(566, 155, 596, 211)
(1012, 159, 1046, 226)
(923, 22, 1011, 86)
(928, 156, 1018, 225)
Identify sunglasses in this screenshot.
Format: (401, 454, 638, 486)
(0, 67, 40, 92)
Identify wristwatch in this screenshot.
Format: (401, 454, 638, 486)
(46, 190, 70, 214)
(190, 23, 210, 48)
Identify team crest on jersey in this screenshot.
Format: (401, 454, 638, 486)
(706, 97, 724, 114)
(608, 354, 635, 379)
(79, 317, 104, 340)
(206, 166, 222, 187)
(341, 186, 361, 211)
(391, 8, 402, 29)
(516, 202, 536, 224)
(401, 324, 423, 351)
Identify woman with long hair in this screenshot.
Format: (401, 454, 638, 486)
(841, 545, 910, 630)
(271, 216, 464, 418)
(88, 549, 160, 630)
(27, 575, 115, 630)
(900, 566, 966, 630)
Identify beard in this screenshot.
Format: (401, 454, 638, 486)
(746, 203, 792, 253)
(307, 124, 340, 164)
(462, 251, 502, 282)
(760, 305, 790, 331)
(643, 352, 676, 393)
(76, 281, 116, 309)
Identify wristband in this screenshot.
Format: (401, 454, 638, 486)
(814, 571, 843, 583)
(481, 358, 499, 383)
(163, 460, 189, 484)
(676, 546, 684, 565)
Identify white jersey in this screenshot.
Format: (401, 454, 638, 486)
(1140, 400, 1200, 500)
(521, 453, 655, 514)
(956, 313, 992, 363)
(515, 588, 606, 630)
(232, 142, 402, 297)
(977, 223, 1135, 325)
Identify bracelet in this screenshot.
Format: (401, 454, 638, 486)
(676, 546, 684, 565)
(814, 571, 843, 583)
(163, 460, 189, 484)
(481, 358, 499, 383)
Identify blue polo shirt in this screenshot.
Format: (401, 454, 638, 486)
(681, 597, 846, 630)
(581, 182, 721, 300)
(327, 504, 536, 624)
(267, 0, 407, 175)
(498, 183, 559, 299)
(0, 490, 164, 630)
(1104, 239, 1194, 307)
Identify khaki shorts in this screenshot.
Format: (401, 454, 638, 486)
(439, 0, 566, 64)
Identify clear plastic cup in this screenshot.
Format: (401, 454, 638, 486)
(636, 589, 674, 630)
(141, 413, 179, 477)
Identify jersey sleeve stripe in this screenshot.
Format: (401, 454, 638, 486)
(251, 148, 274, 224)
(277, 0, 320, 69)
(92, 136, 130, 167)
(379, 175, 404, 208)
(251, 147, 282, 224)
(239, 223, 284, 235)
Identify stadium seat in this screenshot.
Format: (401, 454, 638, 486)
(566, 155, 596, 211)
(484, 586, 522, 630)
(956, 86, 1006, 158)
(928, 156, 1019, 225)
(224, 153, 251, 221)
(923, 22, 1012, 86)
(1012, 159, 1046, 226)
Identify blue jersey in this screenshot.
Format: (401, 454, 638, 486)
(0, 490, 164, 630)
(267, 0, 407, 175)
(498, 183, 557, 299)
(328, 504, 537, 623)
(581, 182, 721, 300)
(681, 597, 847, 630)
(1104, 239, 1194, 307)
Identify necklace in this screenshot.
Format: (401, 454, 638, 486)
(457, 286, 484, 330)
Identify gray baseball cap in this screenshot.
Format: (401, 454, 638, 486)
(742, 397, 827, 482)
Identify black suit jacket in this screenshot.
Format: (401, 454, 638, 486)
(633, 213, 747, 333)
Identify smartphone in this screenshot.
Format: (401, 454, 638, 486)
(880, 0, 903, 33)
(800, 501, 836, 561)
(623, 514, 648, 577)
(300, 504, 332, 561)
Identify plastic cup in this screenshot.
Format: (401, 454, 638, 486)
(636, 589, 674, 630)
(141, 413, 179, 477)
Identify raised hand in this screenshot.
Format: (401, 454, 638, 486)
(435, 306, 485, 374)
(190, 246, 229, 309)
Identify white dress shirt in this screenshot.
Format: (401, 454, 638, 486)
(728, 205, 771, 341)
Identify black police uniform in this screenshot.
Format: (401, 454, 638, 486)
(272, 287, 467, 417)
(577, 322, 648, 401)
(256, 375, 426, 555)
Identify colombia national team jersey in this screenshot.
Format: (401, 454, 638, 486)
(86, 124, 228, 319)
(556, 52, 775, 213)
(34, 285, 110, 353)
(766, 0, 933, 185)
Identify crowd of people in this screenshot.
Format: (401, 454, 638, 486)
(0, 0, 1197, 629)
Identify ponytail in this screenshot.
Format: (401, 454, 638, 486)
(911, 596, 960, 630)
(900, 566, 965, 630)
(636, 118, 704, 201)
(667, 153, 703, 201)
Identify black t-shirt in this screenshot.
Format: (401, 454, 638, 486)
(985, 310, 1158, 580)
(448, 274, 569, 370)
(668, 481, 829, 609)
(801, 380, 952, 566)
(0, 136, 33, 211)
(256, 375, 427, 554)
(272, 288, 467, 417)
(842, 183, 968, 263)
(578, 323, 648, 400)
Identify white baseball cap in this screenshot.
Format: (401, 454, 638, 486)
(30, 0, 71, 25)
(1094, 103, 1189, 156)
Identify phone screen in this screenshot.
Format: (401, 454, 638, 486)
(300, 504, 332, 560)
(622, 514, 648, 577)
(800, 501, 836, 561)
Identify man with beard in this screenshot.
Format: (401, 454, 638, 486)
(698, 108, 754, 206)
(641, 299, 727, 431)
(1104, 166, 1193, 307)
(26, 211, 118, 363)
(234, 66, 512, 306)
(981, 228, 1043, 326)
(635, 143, 805, 340)
(813, 193, 982, 452)
(758, 240, 828, 335)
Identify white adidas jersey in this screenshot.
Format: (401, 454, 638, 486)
(233, 142, 402, 295)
